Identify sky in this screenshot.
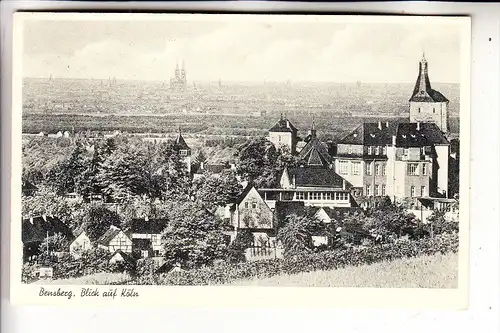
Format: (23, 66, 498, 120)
(22, 15, 463, 83)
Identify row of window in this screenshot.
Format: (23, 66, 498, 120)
(295, 192, 349, 201)
(346, 146, 387, 155)
(244, 200, 258, 209)
(417, 107, 438, 114)
(338, 161, 387, 176)
(365, 184, 386, 196)
(408, 163, 428, 176)
(365, 185, 427, 197)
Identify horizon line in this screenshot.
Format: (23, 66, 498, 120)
(23, 76, 460, 85)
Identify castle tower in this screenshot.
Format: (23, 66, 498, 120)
(174, 126, 192, 174)
(409, 53, 449, 133)
(268, 113, 298, 155)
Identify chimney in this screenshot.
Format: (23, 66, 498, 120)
(392, 135, 396, 146)
(42, 214, 47, 221)
(386, 121, 389, 127)
(200, 161, 204, 170)
(416, 122, 421, 131)
(29, 217, 34, 224)
(342, 179, 346, 190)
(292, 175, 296, 187)
(145, 216, 149, 221)
(378, 121, 382, 130)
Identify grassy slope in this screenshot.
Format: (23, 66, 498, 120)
(228, 252, 458, 288)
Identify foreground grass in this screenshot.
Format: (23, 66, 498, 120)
(228, 252, 458, 288)
(33, 272, 131, 285)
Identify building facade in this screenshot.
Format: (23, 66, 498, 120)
(268, 114, 299, 154)
(408, 54, 449, 133)
(335, 121, 450, 200)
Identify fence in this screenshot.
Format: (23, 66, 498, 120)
(245, 245, 284, 261)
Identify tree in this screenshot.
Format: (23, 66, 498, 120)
(237, 137, 279, 188)
(367, 204, 419, 239)
(48, 141, 89, 195)
(22, 185, 84, 229)
(426, 209, 459, 236)
(161, 202, 228, 269)
(81, 205, 122, 243)
(193, 170, 242, 209)
(227, 229, 254, 263)
(277, 214, 323, 256)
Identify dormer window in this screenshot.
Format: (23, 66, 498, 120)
(180, 150, 188, 156)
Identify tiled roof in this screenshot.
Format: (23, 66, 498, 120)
(235, 182, 256, 204)
(287, 167, 344, 188)
(110, 250, 136, 267)
(339, 122, 398, 146)
(297, 134, 333, 167)
(395, 122, 449, 147)
(339, 122, 448, 147)
(269, 118, 298, 133)
(129, 219, 167, 234)
(22, 216, 74, 245)
(97, 226, 123, 246)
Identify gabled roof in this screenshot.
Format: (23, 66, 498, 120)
(395, 122, 449, 147)
(22, 216, 74, 245)
(235, 182, 256, 204)
(409, 54, 449, 103)
(129, 219, 167, 234)
(110, 250, 136, 267)
(269, 117, 298, 133)
(297, 133, 333, 167)
(286, 167, 344, 188)
(97, 226, 125, 246)
(22, 180, 37, 192)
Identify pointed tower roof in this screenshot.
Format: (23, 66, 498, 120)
(174, 127, 190, 150)
(409, 53, 449, 103)
(297, 135, 332, 168)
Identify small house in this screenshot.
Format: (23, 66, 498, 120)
(129, 218, 167, 257)
(22, 215, 74, 262)
(97, 226, 132, 253)
(69, 230, 92, 258)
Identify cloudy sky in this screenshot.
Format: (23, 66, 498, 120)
(22, 15, 463, 83)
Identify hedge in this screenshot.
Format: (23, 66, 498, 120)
(127, 232, 458, 286)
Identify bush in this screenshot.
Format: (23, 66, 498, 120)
(126, 232, 458, 286)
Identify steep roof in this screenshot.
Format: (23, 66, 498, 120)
(174, 129, 190, 150)
(129, 218, 167, 234)
(287, 167, 344, 188)
(409, 54, 449, 103)
(97, 226, 124, 246)
(395, 122, 449, 147)
(22, 216, 74, 245)
(297, 133, 333, 167)
(269, 117, 298, 133)
(235, 182, 256, 204)
(110, 250, 136, 267)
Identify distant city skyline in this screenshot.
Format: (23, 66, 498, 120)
(23, 15, 463, 83)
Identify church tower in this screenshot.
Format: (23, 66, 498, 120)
(409, 53, 449, 133)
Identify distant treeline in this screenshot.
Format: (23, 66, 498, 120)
(22, 113, 460, 140)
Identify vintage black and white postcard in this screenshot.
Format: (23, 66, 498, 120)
(10, 13, 471, 307)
